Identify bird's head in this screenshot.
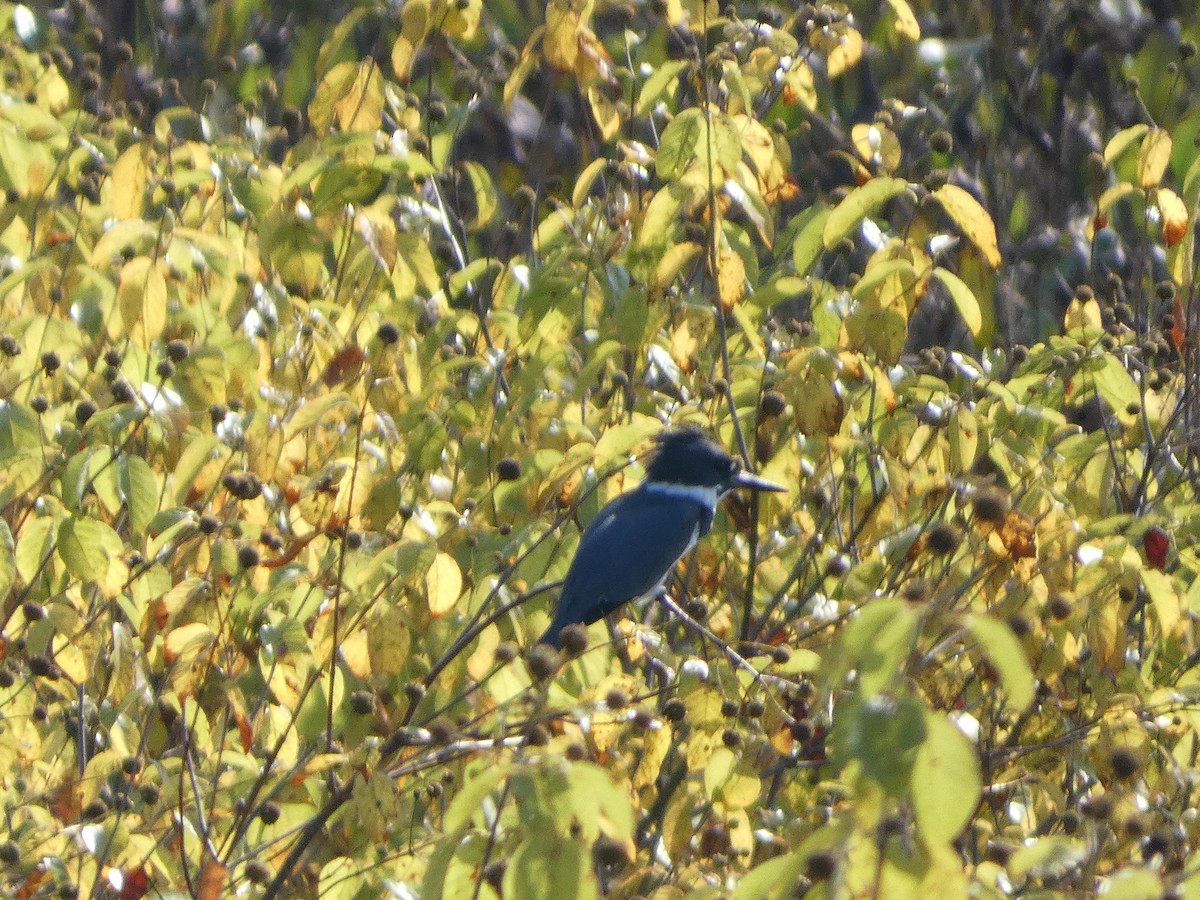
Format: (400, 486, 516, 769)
(644, 427, 785, 496)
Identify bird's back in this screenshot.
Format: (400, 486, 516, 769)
(539, 487, 709, 646)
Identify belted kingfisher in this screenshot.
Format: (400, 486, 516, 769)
(538, 427, 785, 648)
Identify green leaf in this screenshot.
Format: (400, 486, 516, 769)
(837, 693, 926, 795)
(1007, 836, 1087, 882)
(460, 161, 498, 230)
(172, 433, 222, 506)
(822, 176, 908, 248)
(912, 712, 981, 845)
(0, 519, 16, 601)
(656, 108, 703, 181)
(791, 204, 831, 276)
(966, 614, 1035, 713)
(567, 763, 634, 839)
(16, 515, 56, 585)
(118, 454, 159, 536)
(1141, 568, 1182, 637)
(284, 392, 352, 442)
(593, 419, 660, 469)
(1103, 124, 1149, 165)
(747, 275, 806, 310)
(635, 59, 689, 116)
(837, 598, 918, 695)
(57, 516, 122, 583)
(1087, 354, 1140, 428)
(0, 400, 40, 461)
(444, 764, 507, 833)
(504, 833, 594, 900)
(732, 852, 807, 900)
(851, 257, 916, 302)
(318, 857, 366, 900)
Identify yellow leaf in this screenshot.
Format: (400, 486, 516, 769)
(340, 626, 372, 679)
(309, 61, 384, 136)
(504, 30, 542, 109)
(117, 256, 168, 349)
(440, 0, 481, 39)
(931, 184, 1001, 268)
(426, 552, 463, 616)
(334, 61, 385, 133)
(391, 0, 431, 80)
(667, 0, 718, 30)
(1063, 296, 1103, 332)
(467, 625, 499, 681)
(111, 141, 150, 220)
(54, 639, 89, 683)
(827, 27, 863, 78)
(949, 406, 978, 473)
(586, 87, 621, 141)
(715, 244, 746, 311)
(1138, 127, 1172, 190)
(852, 122, 901, 172)
(459, 161, 497, 230)
(883, 0, 921, 40)
(164, 622, 216, 665)
(544, 1, 584, 72)
(651, 241, 701, 296)
(1142, 569, 1182, 637)
(634, 723, 673, 791)
(368, 605, 412, 676)
(1156, 187, 1188, 247)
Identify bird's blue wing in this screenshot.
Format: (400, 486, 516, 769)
(540, 489, 707, 644)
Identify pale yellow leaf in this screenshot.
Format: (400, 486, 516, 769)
(426, 552, 463, 616)
(117, 256, 168, 348)
(1138, 127, 1172, 190)
(110, 142, 150, 220)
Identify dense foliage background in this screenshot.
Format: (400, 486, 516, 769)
(2, 0, 1200, 897)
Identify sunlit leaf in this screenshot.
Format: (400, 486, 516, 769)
(1137, 127, 1172, 190)
(117, 256, 167, 348)
(110, 141, 150, 220)
(966, 615, 1035, 713)
(931, 184, 1001, 267)
(883, 0, 921, 40)
(1103, 124, 1149, 165)
(912, 712, 981, 844)
(822, 176, 908, 248)
(426, 552, 463, 616)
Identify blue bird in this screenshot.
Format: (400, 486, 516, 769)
(538, 427, 785, 649)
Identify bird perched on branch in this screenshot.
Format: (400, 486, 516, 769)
(538, 427, 784, 649)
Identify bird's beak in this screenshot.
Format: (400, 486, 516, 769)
(731, 471, 786, 493)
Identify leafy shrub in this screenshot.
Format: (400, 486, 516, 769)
(0, 1, 1199, 898)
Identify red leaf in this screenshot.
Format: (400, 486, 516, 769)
(1143, 527, 1169, 570)
(118, 867, 151, 900)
